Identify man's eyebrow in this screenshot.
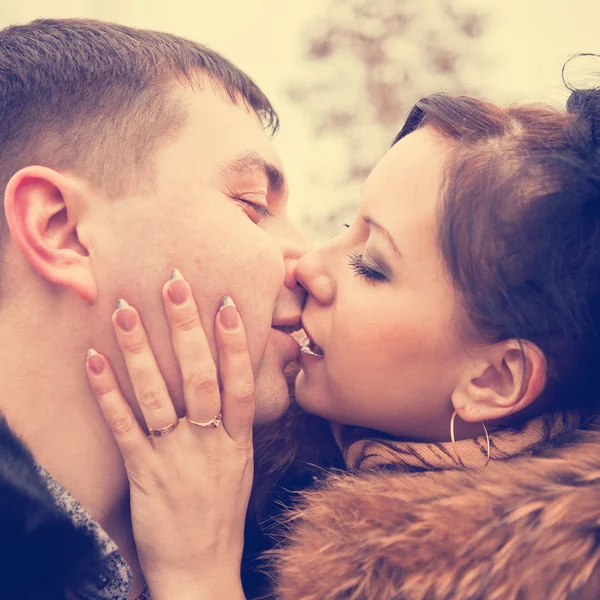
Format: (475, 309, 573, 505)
(364, 216, 402, 258)
(219, 151, 286, 195)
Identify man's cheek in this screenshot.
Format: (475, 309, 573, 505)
(240, 309, 272, 369)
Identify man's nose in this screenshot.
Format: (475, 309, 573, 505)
(282, 223, 312, 291)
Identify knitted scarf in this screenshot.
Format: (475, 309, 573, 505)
(334, 411, 582, 473)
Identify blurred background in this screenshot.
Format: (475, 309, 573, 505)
(2, 0, 598, 243)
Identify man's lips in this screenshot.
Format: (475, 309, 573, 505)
(272, 314, 303, 336)
(269, 326, 302, 361)
(271, 317, 303, 361)
(272, 324, 303, 335)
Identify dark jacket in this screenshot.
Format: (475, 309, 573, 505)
(0, 417, 108, 600)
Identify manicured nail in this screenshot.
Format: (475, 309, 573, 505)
(86, 349, 104, 375)
(167, 271, 188, 305)
(219, 296, 239, 330)
(115, 299, 137, 332)
(170, 268, 184, 281)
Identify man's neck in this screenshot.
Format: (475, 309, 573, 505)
(0, 311, 145, 599)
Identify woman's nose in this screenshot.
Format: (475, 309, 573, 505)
(295, 249, 335, 305)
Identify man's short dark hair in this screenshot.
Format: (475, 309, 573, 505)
(0, 18, 279, 240)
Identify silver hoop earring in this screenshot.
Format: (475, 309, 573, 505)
(450, 410, 490, 468)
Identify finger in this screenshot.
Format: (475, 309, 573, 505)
(162, 269, 222, 424)
(215, 296, 255, 444)
(85, 349, 152, 472)
(113, 299, 179, 434)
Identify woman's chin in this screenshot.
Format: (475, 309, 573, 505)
(293, 369, 332, 419)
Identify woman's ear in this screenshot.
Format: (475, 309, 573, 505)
(4, 166, 98, 302)
(451, 340, 547, 424)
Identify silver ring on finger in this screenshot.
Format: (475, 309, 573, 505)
(187, 413, 222, 428)
(148, 419, 180, 437)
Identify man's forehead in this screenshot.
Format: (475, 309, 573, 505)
(161, 83, 286, 192)
(179, 84, 282, 150)
(219, 151, 286, 195)
(179, 83, 269, 137)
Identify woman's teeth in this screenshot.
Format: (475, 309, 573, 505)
(300, 337, 324, 358)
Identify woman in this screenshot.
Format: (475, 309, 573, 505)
(87, 82, 600, 599)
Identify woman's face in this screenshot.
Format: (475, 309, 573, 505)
(295, 127, 478, 440)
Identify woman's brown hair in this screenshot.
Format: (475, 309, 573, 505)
(394, 84, 600, 414)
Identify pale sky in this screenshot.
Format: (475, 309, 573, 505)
(1, 0, 598, 236)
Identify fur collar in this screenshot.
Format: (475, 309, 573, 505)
(0, 417, 109, 600)
(272, 424, 600, 599)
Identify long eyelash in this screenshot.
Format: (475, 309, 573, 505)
(348, 250, 387, 283)
(235, 197, 274, 218)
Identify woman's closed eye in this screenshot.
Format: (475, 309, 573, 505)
(348, 250, 388, 283)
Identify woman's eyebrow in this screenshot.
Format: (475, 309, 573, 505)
(219, 151, 286, 196)
(364, 215, 402, 258)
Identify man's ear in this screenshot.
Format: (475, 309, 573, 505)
(451, 340, 547, 424)
(4, 166, 98, 302)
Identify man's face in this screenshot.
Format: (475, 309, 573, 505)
(83, 83, 308, 424)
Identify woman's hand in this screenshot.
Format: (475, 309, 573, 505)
(85, 270, 252, 599)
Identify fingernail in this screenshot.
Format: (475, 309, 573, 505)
(219, 296, 239, 330)
(170, 268, 184, 281)
(86, 349, 104, 375)
(115, 299, 137, 332)
(167, 278, 188, 305)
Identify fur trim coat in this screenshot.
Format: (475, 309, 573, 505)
(262, 423, 600, 600)
(245, 402, 600, 600)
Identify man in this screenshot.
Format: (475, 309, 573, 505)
(0, 18, 308, 599)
